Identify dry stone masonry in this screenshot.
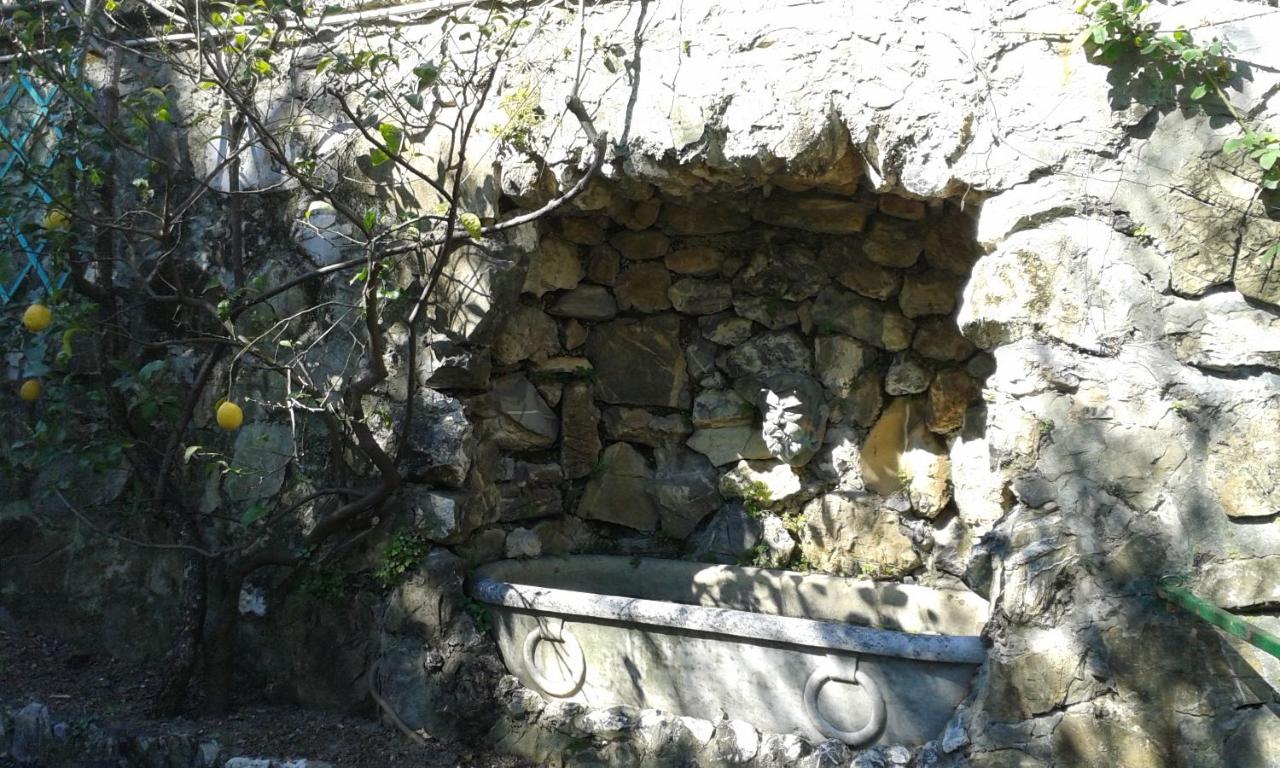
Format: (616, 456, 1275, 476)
(4, 0, 1280, 765)
(416, 173, 987, 581)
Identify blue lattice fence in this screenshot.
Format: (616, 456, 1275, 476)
(0, 70, 68, 305)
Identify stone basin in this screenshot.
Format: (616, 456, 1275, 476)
(469, 556, 988, 747)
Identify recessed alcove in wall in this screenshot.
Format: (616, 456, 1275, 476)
(470, 164, 992, 587)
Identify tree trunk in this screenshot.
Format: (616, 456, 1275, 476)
(202, 571, 243, 714)
(152, 545, 207, 714)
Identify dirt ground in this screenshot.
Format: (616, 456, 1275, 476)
(0, 617, 527, 767)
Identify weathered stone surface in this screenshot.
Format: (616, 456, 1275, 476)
(548, 285, 618, 321)
(493, 304, 560, 365)
(1235, 217, 1280, 306)
(928, 369, 979, 434)
(754, 372, 829, 467)
(757, 515, 798, 568)
(861, 397, 914, 497)
(610, 230, 670, 261)
(959, 218, 1168, 353)
(924, 208, 980, 275)
(701, 313, 756, 346)
(419, 339, 492, 392)
(1051, 708, 1168, 768)
(222, 423, 293, 503)
(379, 550, 503, 741)
(885, 357, 932, 395)
(687, 426, 773, 467)
(562, 318, 588, 350)
(666, 246, 726, 275)
(821, 240, 902, 300)
(721, 330, 813, 379)
(720, 459, 803, 502)
(497, 484, 563, 522)
(732, 295, 800, 329)
(733, 245, 826, 301)
(1223, 706, 1280, 768)
(401, 390, 473, 487)
(811, 424, 866, 492)
(29, 455, 130, 517)
(403, 486, 466, 542)
(1206, 396, 1280, 518)
(577, 443, 658, 531)
(669, 278, 733, 314)
(710, 719, 761, 764)
(611, 197, 662, 230)
(501, 527, 540, 559)
(1198, 557, 1280, 609)
(841, 372, 885, 428)
(561, 382, 601, 480)
(879, 195, 927, 220)
(689, 502, 762, 563)
(693, 389, 755, 428)
(491, 375, 559, 450)
(862, 218, 923, 268)
(10, 702, 51, 764)
(533, 516, 591, 555)
(523, 236, 583, 296)
(1164, 292, 1280, 371)
(813, 287, 914, 351)
(561, 217, 607, 245)
(615, 262, 673, 312)
(751, 194, 874, 233)
(799, 493, 919, 577)
(899, 271, 959, 318)
(658, 201, 751, 235)
(587, 315, 690, 408)
(603, 407, 692, 447)
(586, 244, 621, 285)
(686, 338, 720, 379)
(913, 319, 976, 361)
(815, 334, 874, 398)
(653, 447, 722, 539)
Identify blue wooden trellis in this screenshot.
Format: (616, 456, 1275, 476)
(0, 70, 70, 304)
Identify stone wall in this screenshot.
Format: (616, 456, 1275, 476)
(3, 0, 1280, 765)
(439, 171, 987, 582)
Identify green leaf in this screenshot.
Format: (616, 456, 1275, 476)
(459, 212, 482, 239)
(315, 56, 334, 74)
(413, 62, 439, 89)
(369, 147, 390, 166)
(1223, 136, 1248, 154)
(253, 59, 271, 75)
(1188, 83, 1207, 100)
(183, 445, 201, 463)
(240, 502, 268, 526)
(363, 210, 377, 230)
(378, 122, 403, 155)
(1260, 150, 1279, 171)
(1091, 26, 1106, 45)
(138, 360, 166, 381)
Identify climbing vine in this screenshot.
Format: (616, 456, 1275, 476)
(1076, 0, 1280, 261)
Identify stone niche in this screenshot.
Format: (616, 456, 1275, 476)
(426, 165, 990, 583)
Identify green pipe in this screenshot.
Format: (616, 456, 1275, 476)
(1157, 581, 1280, 662)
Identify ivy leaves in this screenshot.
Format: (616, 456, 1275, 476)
(1076, 0, 1278, 262)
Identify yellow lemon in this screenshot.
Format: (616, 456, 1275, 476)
(22, 303, 52, 332)
(43, 209, 69, 230)
(216, 400, 244, 430)
(19, 379, 41, 402)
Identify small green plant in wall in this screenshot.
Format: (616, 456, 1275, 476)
(374, 530, 430, 586)
(1076, 0, 1280, 262)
